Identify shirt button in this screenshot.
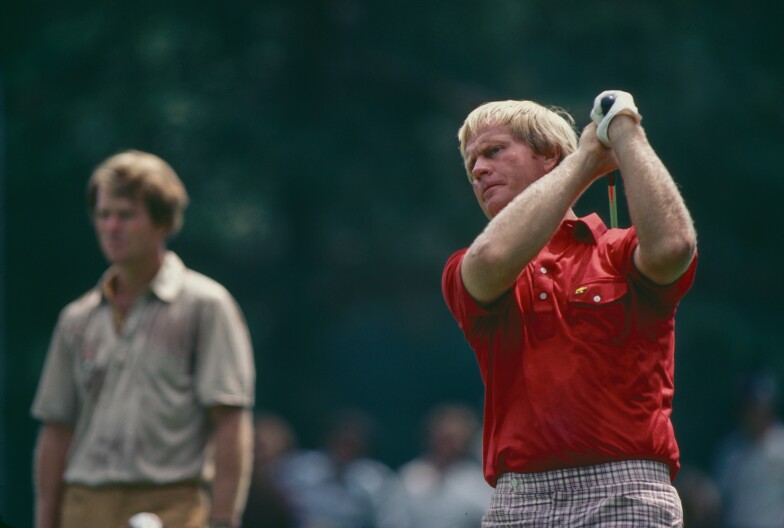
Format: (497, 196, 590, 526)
(593, 295, 602, 303)
(539, 292, 547, 300)
(540, 267, 548, 274)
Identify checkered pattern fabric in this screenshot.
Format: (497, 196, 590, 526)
(482, 460, 683, 527)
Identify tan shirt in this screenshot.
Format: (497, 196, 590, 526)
(31, 252, 255, 486)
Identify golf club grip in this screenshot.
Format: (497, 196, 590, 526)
(600, 95, 616, 115)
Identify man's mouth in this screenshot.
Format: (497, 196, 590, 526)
(103, 237, 125, 249)
(483, 182, 502, 201)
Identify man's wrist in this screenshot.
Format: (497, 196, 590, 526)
(607, 115, 642, 147)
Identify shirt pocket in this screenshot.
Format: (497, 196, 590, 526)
(565, 279, 629, 344)
(142, 344, 193, 393)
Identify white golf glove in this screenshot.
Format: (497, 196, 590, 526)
(590, 90, 642, 147)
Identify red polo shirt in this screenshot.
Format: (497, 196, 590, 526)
(442, 214, 697, 487)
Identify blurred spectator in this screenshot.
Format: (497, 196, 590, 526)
(398, 403, 492, 528)
(30, 150, 255, 528)
(674, 465, 722, 528)
(242, 413, 298, 528)
(713, 369, 784, 528)
(277, 409, 411, 528)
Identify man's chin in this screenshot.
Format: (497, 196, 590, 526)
(101, 249, 127, 265)
(483, 199, 507, 219)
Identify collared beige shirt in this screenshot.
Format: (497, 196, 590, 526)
(31, 252, 255, 486)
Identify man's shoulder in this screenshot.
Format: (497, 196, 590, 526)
(159, 252, 235, 304)
(446, 247, 469, 261)
(442, 247, 469, 280)
(179, 267, 233, 301)
(174, 266, 247, 321)
(59, 286, 102, 323)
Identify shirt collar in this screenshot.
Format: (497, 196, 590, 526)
(98, 251, 185, 303)
(148, 251, 186, 302)
(560, 212, 607, 244)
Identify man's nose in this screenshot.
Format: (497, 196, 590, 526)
(471, 159, 490, 182)
(101, 215, 121, 230)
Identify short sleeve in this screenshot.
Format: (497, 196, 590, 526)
(194, 289, 255, 408)
(441, 249, 514, 336)
(30, 311, 79, 425)
(628, 249, 699, 310)
(601, 226, 698, 311)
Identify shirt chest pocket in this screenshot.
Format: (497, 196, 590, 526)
(565, 279, 629, 344)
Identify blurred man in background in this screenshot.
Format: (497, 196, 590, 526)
(399, 403, 492, 528)
(714, 369, 784, 528)
(31, 150, 255, 528)
(242, 413, 298, 528)
(442, 91, 697, 526)
(276, 408, 412, 528)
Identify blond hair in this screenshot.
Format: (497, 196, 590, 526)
(458, 100, 578, 178)
(87, 150, 189, 235)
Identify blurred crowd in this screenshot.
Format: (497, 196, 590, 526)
(241, 403, 492, 528)
(243, 368, 784, 528)
(677, 368, 784, 528)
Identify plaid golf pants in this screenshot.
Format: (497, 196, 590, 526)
(483, 460, 683, 527)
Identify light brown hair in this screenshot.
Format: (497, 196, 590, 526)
(87, 150, 189, 235)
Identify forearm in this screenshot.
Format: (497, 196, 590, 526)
(462, 150, 599, 303)
(612, 120, 697, 283)
(34, 424, 73, 528)
(209, 407, 253, 527)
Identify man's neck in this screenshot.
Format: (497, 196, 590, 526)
(112, 250, 166, 298)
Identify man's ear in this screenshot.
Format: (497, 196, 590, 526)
(543, 146, 561, 172)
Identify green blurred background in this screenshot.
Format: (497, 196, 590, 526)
(1, 0, 782, 525)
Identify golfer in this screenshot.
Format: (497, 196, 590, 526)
(442, 91, 697, 526)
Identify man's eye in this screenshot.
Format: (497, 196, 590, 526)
(486, 146, 502, 157)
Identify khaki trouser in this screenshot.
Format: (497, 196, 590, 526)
(61, 482, 208, 528)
